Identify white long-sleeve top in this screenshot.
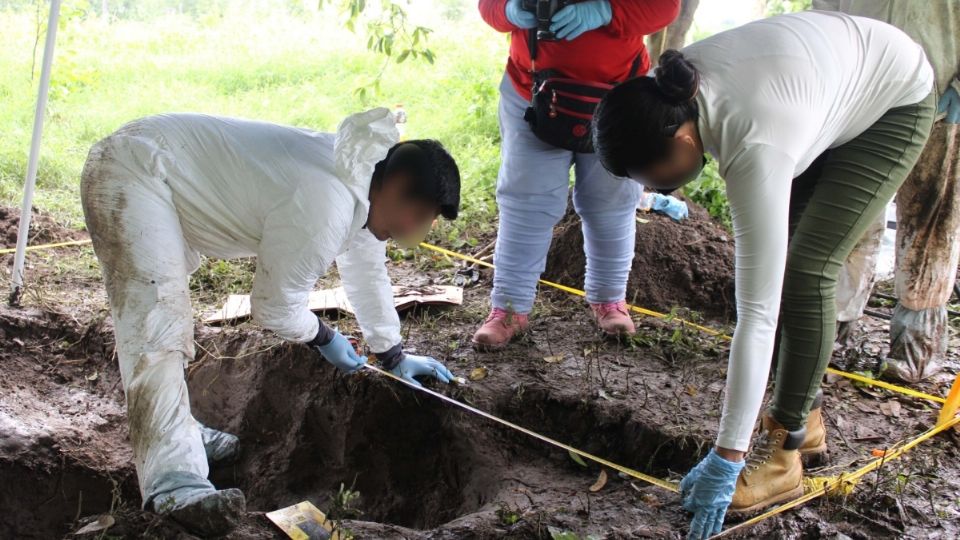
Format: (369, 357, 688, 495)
(682, 11, 933, 451)
(128, 108, 402, 351)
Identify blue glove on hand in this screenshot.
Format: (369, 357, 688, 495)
(391, 354, 455, 387)
(549, 0, 612, 41)
(314, 333, 366, 373)
(651, 193, 689, 222)
(680, 449, 745, 540)
(505, 0, 537, 29)
(938, 86, 960, 125)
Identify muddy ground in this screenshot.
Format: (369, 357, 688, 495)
(2, 205, 960, 539)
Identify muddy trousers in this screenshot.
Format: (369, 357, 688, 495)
(836, 120, 959, 381)
(80, 132, 208, 504)
(769, 94, 935, 430)
(491, 75, 641, 314)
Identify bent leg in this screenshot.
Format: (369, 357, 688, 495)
(81, 137, 207, 501)
(770, 95, 934, 429)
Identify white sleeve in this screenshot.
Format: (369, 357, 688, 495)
(250, 200, 353, 343)
(336, 230, 402, 353)
(716, 145, 797, 452)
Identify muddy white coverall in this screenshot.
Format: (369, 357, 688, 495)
(80, 108, 402, 502)
(814, 0, 960, 382)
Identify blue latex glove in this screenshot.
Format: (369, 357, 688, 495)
(651, 193, 689, 222)
(391, 353, 455, 387)
(314, 333, 367, 373)
(680, 450, 745, 540)
(505, 0, 537, 29)
(938, 86, 960, 124)
(549, 0, 612, 41)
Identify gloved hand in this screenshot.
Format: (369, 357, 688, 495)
(391, 353, 455, 387)
(651, 193, 689, 222)
(680, 449, 744, 540)
(549, 0, 612, 41)
(505, 0, 537, 29)
(938, 86, 960, 124)
(313, 332, 367, 373)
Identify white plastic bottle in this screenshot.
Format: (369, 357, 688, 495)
(393, 104, 407, 140)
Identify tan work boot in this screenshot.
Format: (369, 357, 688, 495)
(729, 415, 805, 516)
(472, 308, 530, 351)
(799, 391, 827, 457)
(590, 301, 636, 336)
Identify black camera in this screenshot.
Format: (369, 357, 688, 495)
(521, 0, 572, 41)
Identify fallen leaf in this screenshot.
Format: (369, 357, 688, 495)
(871, 449, 888, 458)
(86, 372, 98, 382)
(468, 367, 488, 381)
(568, 450, 588, 468)
(543, 355, 564, 364)
(879, 400, 901, 418)
(589, 469, 608, 492)
(685, 385, 698, 397)
(640, 493, 661, 507)
(74, 514, 114, 535)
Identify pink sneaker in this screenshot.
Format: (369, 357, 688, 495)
(472, 308, 530, 351)
(590, 301, 636, 336)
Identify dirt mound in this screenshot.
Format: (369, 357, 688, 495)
(544, 201, 735, 318)
(0, 205, 87, 249)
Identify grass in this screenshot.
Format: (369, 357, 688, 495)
(0, 2, 504, 243)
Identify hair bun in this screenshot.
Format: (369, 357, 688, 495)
(654, 50, 700, 104)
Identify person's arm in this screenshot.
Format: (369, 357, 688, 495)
(479, 0, 516, 33)
(716, 146, 796, 454)
(250, 200, 353, 343)
(605, 0, 680, 38)
(335, 229, 402, 357)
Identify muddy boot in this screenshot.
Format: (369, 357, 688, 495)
(799, 391, 827, 458)
(199, 423, 240, 464)
(472, 308, 529, 351)
(729, 416, 804, 516)
(590, 301, 636, 337)
(146, 472, 245, 537)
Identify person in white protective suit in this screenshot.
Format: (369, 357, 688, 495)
(813, 0, 960, 383)
(79, 108, 461, 536)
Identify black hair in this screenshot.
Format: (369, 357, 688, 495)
(371, 139, 461, 220)
(593, 50, 701, 177)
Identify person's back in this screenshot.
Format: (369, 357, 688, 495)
(121, 113, 354, 260)
(684, 10, 932, 177)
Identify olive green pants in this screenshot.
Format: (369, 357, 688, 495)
(769, 93, 935, 430)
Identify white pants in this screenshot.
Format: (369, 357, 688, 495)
(492, 75, 641, 313)
(80, 125, 207, 502)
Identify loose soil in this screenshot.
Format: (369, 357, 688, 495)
(2, 218, 960, 539)
(0, 205, 87, 248)
(544, 202, 735, 319)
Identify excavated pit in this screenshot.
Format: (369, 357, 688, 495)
(187, 331, 697, 531)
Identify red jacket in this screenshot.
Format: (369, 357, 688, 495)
(479, 0, 680, 100)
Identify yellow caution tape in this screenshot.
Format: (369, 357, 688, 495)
(363, 363, 679, 492)
(0, 238, 91, 254)
(826, 367, 945, 404)
(418, 242, 947, 405)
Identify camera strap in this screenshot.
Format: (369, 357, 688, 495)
(526, 27, 643, 82)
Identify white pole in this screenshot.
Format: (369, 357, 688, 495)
(10, 0, 61, 305)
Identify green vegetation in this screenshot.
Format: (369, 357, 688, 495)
(0, 1, 502, 242)
(0, 0, 785, 246)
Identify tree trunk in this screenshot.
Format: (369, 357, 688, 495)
(646, 0, 701, 62)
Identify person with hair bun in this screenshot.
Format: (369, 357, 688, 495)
(593, 11, 935, 539)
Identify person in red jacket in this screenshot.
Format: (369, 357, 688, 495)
(473, 0, 680, 350)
